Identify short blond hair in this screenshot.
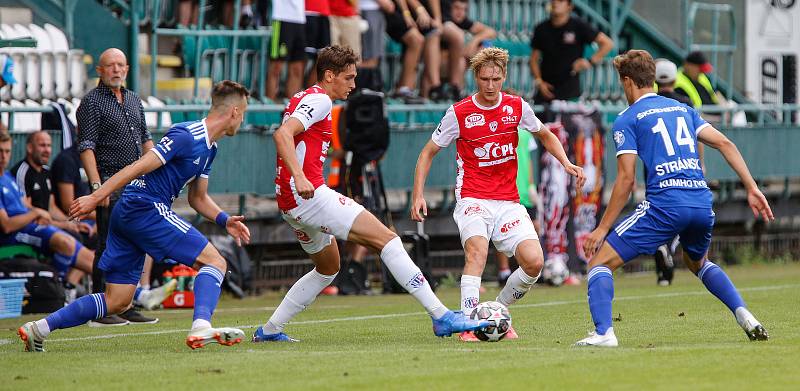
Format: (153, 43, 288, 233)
(470, 47, 508, 76)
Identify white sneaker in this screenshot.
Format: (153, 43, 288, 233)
(18, 322, 46, 352)
(574, 327, 618, 347)
(135, 279, 178, 310)
(735, 307, 769, 341)
(186, 327, 245, 350)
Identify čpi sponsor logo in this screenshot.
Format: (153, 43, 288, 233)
(500, 219, 521, 233)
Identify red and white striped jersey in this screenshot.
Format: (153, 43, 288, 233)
(432, 93, 542, 202)
(275, 85, 333, 210)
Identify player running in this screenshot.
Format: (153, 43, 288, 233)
(254, 45, 488, 342)
(575, 50, 772, 347)
(18, 81, 252, 351)
(411, 47, 586, 341)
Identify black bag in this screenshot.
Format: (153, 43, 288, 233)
(209, 235, 253, 298)
(382, 231, 437, 294)
(344, 89, 390, 162)
(334, 260, 371, 295)
(0, 256, 65, 313)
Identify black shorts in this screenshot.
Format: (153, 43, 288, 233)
(385, 7, 437, 42)
(305, 15, 331, 57)
(270, 20, 306, 61)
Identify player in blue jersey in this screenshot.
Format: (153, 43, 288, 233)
(18, 81, 252, 352)
(0, 133, 95, 284)
(574, 50, 773, 347)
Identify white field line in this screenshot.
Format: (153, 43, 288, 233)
(2, 283, 796, 345)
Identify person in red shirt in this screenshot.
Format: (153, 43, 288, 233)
(412, 47, 585, 341)
(254, 45, 489, 342)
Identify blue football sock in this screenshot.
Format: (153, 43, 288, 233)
(193, 266, 224, 323)
(697, 260, 745, 313)
(587, 266, 614, 335)
(45, 293, 106, 331)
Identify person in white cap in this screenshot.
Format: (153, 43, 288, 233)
(655, 58, 693, 107)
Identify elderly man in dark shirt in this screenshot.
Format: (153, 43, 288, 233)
(77, 48, 156, 326)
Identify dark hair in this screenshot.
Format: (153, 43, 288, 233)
(210, 80, 250, 109)
(316, 45, 358, 81)
(0, 132, 11, 143)
(613, 49, 656, 88)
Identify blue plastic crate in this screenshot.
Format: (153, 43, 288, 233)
(0, 279, 26, 319)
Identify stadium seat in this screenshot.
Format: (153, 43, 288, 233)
(147, 96, 172, 129)
(43, 24, 71, 100)
(29, 24, 56, 100)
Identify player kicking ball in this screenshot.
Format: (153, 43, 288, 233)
(253, 45, 488, 343)
(18, 81, 252, 351)
(411, 47, 586, 341)
(575, 50, 772, 347)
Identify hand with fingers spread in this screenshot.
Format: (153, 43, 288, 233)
(747, 188, 774, 222)
(410, 196, 428, 222)
(583, 227, 608, 260)
(70, 194, 100, 221)
(226, 215, 251, 246)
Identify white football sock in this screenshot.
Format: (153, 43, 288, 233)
(35, 319, 51, 338)
(263, 268, 337, 334)
(460, 275, 481, 315)
(192, 319, 212, 331)
(496, 268, 539, 307)
(381, 237, 448, 319)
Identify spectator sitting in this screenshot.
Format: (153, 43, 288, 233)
(356, 0, 395, 91)
(655, 58, 693, 106)
(440, 0, 496, 100)
(330, 0, 363, 62)
(10, 131, 90, 239)
(408, 0, 445, 100)
(384, 0, 425, 103)
(0, 132, 94, 287)
(529, 0, 614, 104)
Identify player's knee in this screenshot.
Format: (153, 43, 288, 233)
(406, 30, 424, 47)
(50, 232, 73, 253)
(316, 259, 340, 276)
(465, 247, 488, 268)
(520, 255, 544, 277)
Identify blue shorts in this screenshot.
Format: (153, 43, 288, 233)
(606, 201, 714, 263)
(99, 197, 209, 285)
(0, 223, 74, 272)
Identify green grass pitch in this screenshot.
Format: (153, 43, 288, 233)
(1, 263, 799, 390)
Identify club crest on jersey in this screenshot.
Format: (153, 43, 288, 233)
(613, 131, 625, 146)
(489, 121, 498, 132)
(464, 113, 485, 129)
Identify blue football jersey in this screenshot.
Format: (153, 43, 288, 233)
(123, 120, 218, 205)
(612, 93, 712, 207)
(0, 172, 29, 217)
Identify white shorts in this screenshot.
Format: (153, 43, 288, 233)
(453, 198, 539, 257)
(281, 185, 366, 254)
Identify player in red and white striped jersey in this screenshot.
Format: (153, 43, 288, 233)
(256, 46, 489, 343)
(412, 47, 585, 341)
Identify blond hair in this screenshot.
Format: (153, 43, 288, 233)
(613, 50, 656, 88)
(469, 47, 509, 76)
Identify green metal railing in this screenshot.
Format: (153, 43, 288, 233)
(684, 2, 736, 101)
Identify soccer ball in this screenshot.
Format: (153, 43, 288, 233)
(469, 301, 512, 342)
(543, 257, 569, 286)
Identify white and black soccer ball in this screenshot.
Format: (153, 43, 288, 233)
(469, 301, 512, 342)
(543, 257, 570, 287)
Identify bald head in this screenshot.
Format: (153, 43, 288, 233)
(97, 48, 129, 89)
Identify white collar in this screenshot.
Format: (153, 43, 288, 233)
(633, 92, 658, 105)
(200, 118, 212, 149)
(471, 92, 504, 110)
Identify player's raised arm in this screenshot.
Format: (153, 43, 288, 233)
(411, 139, 442, 222)
(533, 124, 586, 190)
(697, 124, 773, 221)
(69, 151, 162, 219)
